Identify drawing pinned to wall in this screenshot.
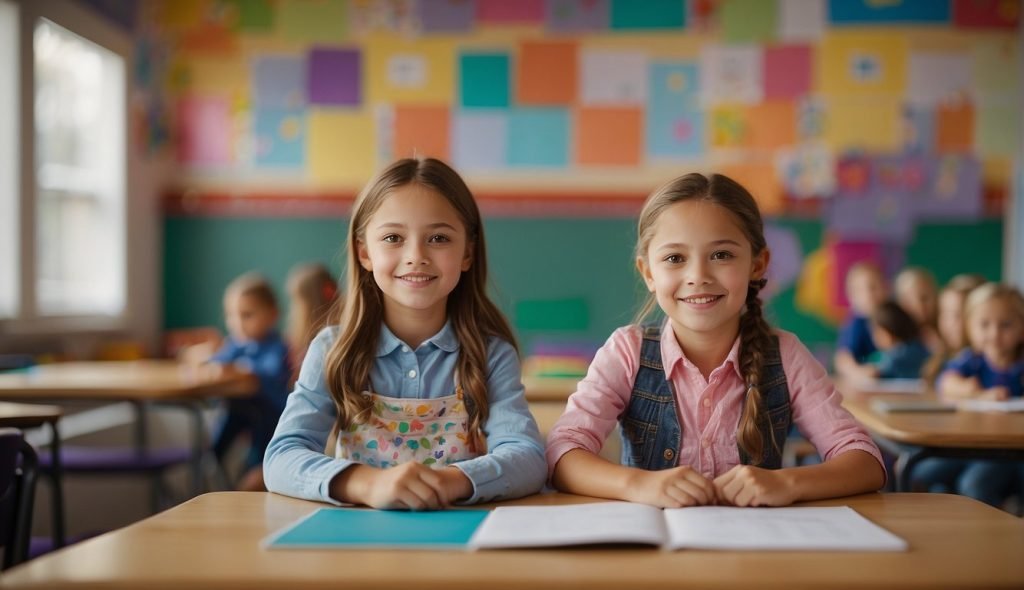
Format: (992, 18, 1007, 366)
(580, 50, 648, 105)
(477, 0, 544, 25)
(308, 48, 361, 106)
(416, 0, 475, 33)
(253, 55, 306, 109)
(348, 0, 416, 37)
(935, 99, 973, 152)
(700, 45, 763, 105)
(907, 53, 972, 105)
(776, 142, 835, 198)
(452, 111, 507, 170)
(517, 41, 578, 105)
(823, 98, 901, 151)
(835, 154, 871, 195)
(307, 110, 374, 183)
(710, 106, 748, 148)
(953, 0, 1021, 30)
(507, 108, 570, 167)
(647, 61, 704, 158)
(778, 0, 826, 41)
(366, 38, 455, 102)
(721, 0, 776, 43)
(278, 0, 348, 42)
(828, 0, 950, 24)
(254, 108, 306, 168)
(393, 104, 450, 159)
(177, 95, 231, 165)
(224, 0, 274, 33)
(459, 53, 510, 107)
(610, 0, 686, 30)
(818, 33, 907, 96)
(763, 44, 812, 100)
(921, 155, 983, 219)
(827, 190, 914, 244)
(576, 107, 642, 166)
(901, 105, 935, 154)
(873, 154, 928, 195)
(763, 224, 803, 300)
(546, 0, 609, 32)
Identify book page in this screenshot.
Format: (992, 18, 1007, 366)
(663, 506, 907, 551)
(958, 398, 1024, 413)
(469, 502, 666, 549)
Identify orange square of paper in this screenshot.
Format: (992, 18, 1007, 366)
(746, 102, 797, 149)
(394, 105, 450, 160)
(936, 101, 974, 153)
(517, 41, 577, 105)
(720, 162, 784, 215)
(576, 107, 642, 166)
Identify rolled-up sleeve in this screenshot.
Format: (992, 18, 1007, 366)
(544, 326, 640, 480)
(263, 328, 355, 504)
(451, 339, 547, 503)
(781, 332, 886, 475)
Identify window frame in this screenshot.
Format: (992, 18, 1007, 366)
(2, 0, 133, 336)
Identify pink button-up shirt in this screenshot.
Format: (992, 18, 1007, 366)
(546, 325, 884, 481)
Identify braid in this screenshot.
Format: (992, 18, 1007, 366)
(737, 277, 775, 464)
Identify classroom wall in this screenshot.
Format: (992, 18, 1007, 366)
(129, 0, 1021, 356)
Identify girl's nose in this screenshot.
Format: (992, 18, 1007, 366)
(685, 259, 710, 284)
(405, 243, 428, 265)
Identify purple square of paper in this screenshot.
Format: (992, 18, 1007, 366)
(308, 48, 360, 106)
(417, 0, 475, 32)
(914, 155, 983, 220)
(827, 190, 916, 244)
(546, 0, 609, 31)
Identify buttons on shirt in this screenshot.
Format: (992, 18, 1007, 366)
(407, 370, 417, 379)
(401, 346, 410, 353)
(663, 448, 675, 461)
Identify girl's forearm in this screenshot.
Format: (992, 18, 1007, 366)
(937, 373, 979, 399)
(551, 448, 642, 501)
(784, 449, 885, 502)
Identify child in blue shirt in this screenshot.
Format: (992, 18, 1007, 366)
(912, 282, 1024, 507)
(208, 272, 291, 491)
(264, 158, 545, 509)
(870, 301, 931, 380)
(834, 262, 888, 379)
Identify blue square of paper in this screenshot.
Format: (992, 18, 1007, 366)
(507, 108, 570, 167)
(253, 55, 307, 109)
(254, 108, 305, 168)
(610, 0, 685, 29)
(267, 508, 490, 549)
(460, 53, 510, 108)
(453, 110, 508, 170)
(647, 62, 704, 158)
(828, 0, 949, 24)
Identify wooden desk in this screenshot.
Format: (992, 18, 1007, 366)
(0, 362, 258, 538)
(3, 491, 1022, 589)
(839, 384, 1024, 491)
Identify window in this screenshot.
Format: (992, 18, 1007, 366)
(1, 0, 128, 330)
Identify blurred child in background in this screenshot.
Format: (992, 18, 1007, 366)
(834, 262, 888, 379)
(869, 301, 931, 379)
(894, 267, 940, 351)
(922, 273, 986, 386)
(207, 272, 291, 491)
(285, 262, 340, 377)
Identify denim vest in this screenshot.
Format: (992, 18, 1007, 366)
(620, 325, 791, 470)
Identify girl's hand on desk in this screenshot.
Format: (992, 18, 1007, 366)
(331, 462, 448, 510)
(626, 466, 714, 508)
(437, 466, 473, 504)
(979, 386, 1010, 401)
(713, 465, 796, 507)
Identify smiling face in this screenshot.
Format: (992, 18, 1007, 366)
(966, 297, 1024, 366)
(356, 183, 472, 330)
(637, 199, 769, 345)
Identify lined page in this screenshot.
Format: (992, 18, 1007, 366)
(663, 506, 907, 551)
(470, 502, 666, 549)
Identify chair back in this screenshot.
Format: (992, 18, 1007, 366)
(0, 427, 37, 568)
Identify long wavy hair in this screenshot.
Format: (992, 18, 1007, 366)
(634, 172, 775, 464)
(323, 158, 516, 452)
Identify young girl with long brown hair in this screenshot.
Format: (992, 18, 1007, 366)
(264, 158, 545, 509)
(547, 173, 885, 507)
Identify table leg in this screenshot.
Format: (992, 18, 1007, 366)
(897, 448, 931, 492)
(48, 422, 65, 548)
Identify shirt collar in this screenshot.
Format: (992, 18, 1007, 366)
(659, 319, 743, 380)
(376, 320, 460, 357)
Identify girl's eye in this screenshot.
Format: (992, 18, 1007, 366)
(711, 250, 734, 260)
(664, 254, 683, 264)
(382, 234, 401, 243)
(428, 234, 450, 243)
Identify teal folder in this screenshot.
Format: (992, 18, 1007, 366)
(264, 507, 490, 550)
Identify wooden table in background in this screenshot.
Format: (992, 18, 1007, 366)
(2, 491, 1022, 589)
(0, 361, 258, 542)
(838, 382, 1024, 491)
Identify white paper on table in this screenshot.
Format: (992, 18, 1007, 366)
(958, 398, 1024, 413)
(469, 502, 666, 549)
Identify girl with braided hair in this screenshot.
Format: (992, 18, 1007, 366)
(547, 172, 885, 507)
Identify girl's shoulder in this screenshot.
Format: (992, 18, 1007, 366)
(309, 325, 341, 351)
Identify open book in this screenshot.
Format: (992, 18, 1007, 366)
(468, 502, 907, 551)
(957, 398, 1024, 413)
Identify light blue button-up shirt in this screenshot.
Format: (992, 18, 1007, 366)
(263, 322, 547, 504)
